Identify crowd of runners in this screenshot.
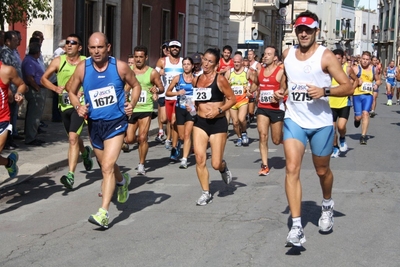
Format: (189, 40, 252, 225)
(1, 10, 399, 246)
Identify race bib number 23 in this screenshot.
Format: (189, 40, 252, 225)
(193, 87, 212, 101)
(89, 85, 117, 109)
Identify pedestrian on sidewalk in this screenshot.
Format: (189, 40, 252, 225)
(66, 32, 141, 229)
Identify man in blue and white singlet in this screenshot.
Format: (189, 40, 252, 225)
(383, 60, 397, 106)
(67, 32, 142, 229)
(274, 11, 353, 247)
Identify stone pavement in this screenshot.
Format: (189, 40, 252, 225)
(0, 117, 160, 190)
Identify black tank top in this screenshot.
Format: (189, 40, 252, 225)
(194, 74, 224, 102)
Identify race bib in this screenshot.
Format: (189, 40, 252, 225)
(137, 90, 147, 104)
(61, 92, 83, 105)
(232, 85, 244, 96)
(289, 82, 312, 102)
(89, 85, 117, 109)
(193, 87, 212, 101)
(387, 73, 395, 78)
(259, 90, 274, 104)
(361, 82, 373, 92)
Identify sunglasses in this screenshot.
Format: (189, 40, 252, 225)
(66, 40, 79, 45)
(169, 45, 180, 49)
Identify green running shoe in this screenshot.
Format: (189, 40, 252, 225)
(82, 146, 93, 171)
(88, 208, 109, 228)
(6, 152, 19, 178)
(117, 173, 131, 203)
(60, 172, 74, 189)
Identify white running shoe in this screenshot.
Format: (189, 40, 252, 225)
(339, 138, 348, 152)
(137, 164, 146, 175)
(331, 147, 339, 158)
(318, 201, 334, 232)
(196, 191, 213, 206)
(285, 226, 306, 247)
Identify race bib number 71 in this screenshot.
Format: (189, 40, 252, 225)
(89, 85, 117, 109)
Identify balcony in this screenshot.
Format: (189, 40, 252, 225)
(343, 31, 355, 41)
(253, 0, 279, 10)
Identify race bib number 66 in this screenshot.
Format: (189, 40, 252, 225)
(89, 85, 117, 109)
(289, 82, 312, 102)
(193, 87, 212, 101)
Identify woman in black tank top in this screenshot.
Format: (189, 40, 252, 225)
(191, 48, 236, 206)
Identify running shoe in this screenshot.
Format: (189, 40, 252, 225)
(331, 147, 340, 158)
(258, 164, 270, 176)
(170, 147, 180, 161)
(117, 173, 131, 203)
(387, 99, 392, 106)
(397, 100, 400, 106)
(6, 152, 19, 178)
(360, 135, 367, 145)
(121, 142, 129, 153)
(88, 208, 109, 229)
(220, 160, 232, 184)
(60, 172, 74, 189)
(179, 158, 188, 169)
(235, 138, 242, 147)
(285, 226, 306, 247)
(339, 138, 348, 152)
(82, 146, 93, 171)
(369, 110, 376, 118)
(242, 133, 249, 146)
(354, 119, 360, 128)
(165, 139, 172, 150)
(137, 164, 146, 175)
(155, 133, 165, 144)
(196, 191, 213, 206)
(318, 201, 334, 232)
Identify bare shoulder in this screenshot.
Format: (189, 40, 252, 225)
(281, 48, 290, 60)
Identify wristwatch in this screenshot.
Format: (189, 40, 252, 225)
(218, 107, 223, 114)
(75, 105, 80, 110)
(323, 87, 330, 97)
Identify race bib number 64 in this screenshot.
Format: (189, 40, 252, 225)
(89, 85, 117, 109)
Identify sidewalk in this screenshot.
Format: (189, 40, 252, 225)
(0, 117, 160, 190)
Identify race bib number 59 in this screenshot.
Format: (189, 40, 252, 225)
(193, 87, 212, 101)
(289, 82, 312, 102)
(89, 85, 117, 109)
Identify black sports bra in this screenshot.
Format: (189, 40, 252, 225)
(194, 74, 224, 102)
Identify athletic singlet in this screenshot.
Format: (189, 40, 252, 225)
(160, 57, 183, 100)
(175, 74, 194, 109)
(82, 56, 126, 120)
(386, 66, 396, 83)
(257, 66, 281, 110)
(57, 54, 86, 111)
(217, 58, 233, 72)
(134, 67, 154, 113)
(0, 62, 11, 122)
(228, 67, 248, 103)
(250, 60, 259, 71)
(284, 45, 332, 128)
(354, 67, 374, 96)
(193, 74, 224, 102)
(329, 63, 350, 109)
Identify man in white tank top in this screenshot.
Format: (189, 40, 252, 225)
(274, 11, 353, 247)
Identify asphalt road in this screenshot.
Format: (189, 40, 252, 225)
(0, 93, 399, 267)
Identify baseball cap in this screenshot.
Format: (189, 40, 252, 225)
(162, 42, 169, 48)
(192, 53, 201, 64)
(294, 16, 319, 29)
(168, 40, 181, 47)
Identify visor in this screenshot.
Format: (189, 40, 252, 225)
(168, 40, 181, 47)
(294, 17, 319, 29)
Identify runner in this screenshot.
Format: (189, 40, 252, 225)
(274, 11, 353, 246)
(329, 49, 358, 158)
(166, 57, 196, 168)
(41, 34, 94, 189)
(124, 45, 164, 175)
(66, 32, 142, 229)
(353, 51, 381, 145)
(254, 46, 284, 176)
(383, 60, 397, 106)
(225, 54, 255, 146)
(370, 56, 382, 117)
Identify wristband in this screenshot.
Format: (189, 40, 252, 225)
(323, 87, 330, 97)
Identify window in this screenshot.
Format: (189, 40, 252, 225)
(161, 10, 171, 43)
(106, 5, 115, 54)
(178, 13, 185, 45)
(141, 5, 151, 54)
(363, 23, 366, 35)
(84, 1, 94, 56)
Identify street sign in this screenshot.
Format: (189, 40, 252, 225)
(237, 44, 259, 49)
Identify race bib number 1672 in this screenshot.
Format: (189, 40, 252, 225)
(89, 86, 117, 109)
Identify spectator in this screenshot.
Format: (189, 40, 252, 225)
(21, 42, 46, 146)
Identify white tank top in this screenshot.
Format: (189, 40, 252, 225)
(160, 57, 183, 100)
(284, 45, 332, 128)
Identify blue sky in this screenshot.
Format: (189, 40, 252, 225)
(357, 0, 378, 9)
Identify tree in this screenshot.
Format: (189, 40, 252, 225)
(0, 0, 52, 30)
